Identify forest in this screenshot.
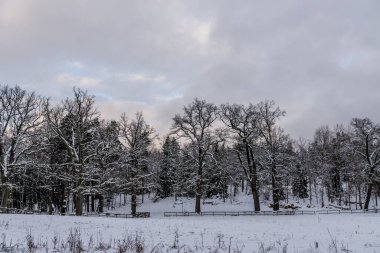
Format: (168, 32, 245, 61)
(0, 85, 379, 216)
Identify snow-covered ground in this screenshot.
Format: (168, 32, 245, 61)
(1, 213, 379, 252)
(2, 194, 378, 252)
(108, 194, 270, 216)
(105, 194, 353, 217)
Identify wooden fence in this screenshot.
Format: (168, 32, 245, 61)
(164, 209, 379, 217)
(0, 208, 150, 218)
(1, 207, 378, 218)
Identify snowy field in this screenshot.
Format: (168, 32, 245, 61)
(0, 213, 379, 252)
(105, 194, 352, 217)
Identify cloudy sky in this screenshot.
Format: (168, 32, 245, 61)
(1, 0, 379, 139)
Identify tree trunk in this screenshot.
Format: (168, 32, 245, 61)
(86, 195, 90, 212)
(131, 192, 137, 215)
(286, 179, 289, 204)
(245, 142, 260, 212)
(250, 179, 260, 212)
(271, 170, 280, 211)
(48, 191, 53, 215)
(347, 187, 350, 207)
(195, 182, 202, 214)
(0, 170, 10, 210)
(91, 195, 95, 212)
(21, 187, 26, 209)
(308, 175, 312, 205)
(1, 140, 15, 210)
(195, 149, 203, 214)
(358, 185, 363, 209)
(364, 182, 373, 210)
(0, 146, 9, 209)
(270, 153, 280, 211)
(75, 193, 83, 215)
(1, 182, 9, 209)
(314, 179, 319, 204)
(61, 186, 67, 215)
(98, 195, 104, 213)
(321, 187, 324, 208)
(72, 193, 76, 212)
(355, 185, 358, 210)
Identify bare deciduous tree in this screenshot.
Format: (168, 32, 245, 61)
(44, 87, 98, 215)
(256, 100, 286, 211)
(119, 112, 155, 215)
(219, 103, 261, 211)
(172, 98, 218, 213)
(0, 85, 44, 209)
(350, 118, 380, 209)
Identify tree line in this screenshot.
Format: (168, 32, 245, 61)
(0, 85, 379, 215)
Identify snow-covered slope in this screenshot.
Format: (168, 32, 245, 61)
(106, 193, 343, 217)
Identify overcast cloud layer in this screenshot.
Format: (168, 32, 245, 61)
(1, 0, 379, 139)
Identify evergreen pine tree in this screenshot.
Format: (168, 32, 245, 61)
(292, 163, 309, 199)
(158, 136, 180, 198)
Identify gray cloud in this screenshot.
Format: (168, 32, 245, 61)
(1, 0, 379, 139)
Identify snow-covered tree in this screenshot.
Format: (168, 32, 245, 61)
(119, 112, 155, 215)
(219, 103, 262, 211)
(350, 118, 380, 209)
(44, 87, 99, 215)
(0, 85, 45, 209)
(157, 136, 180, 198)
(256, 101, 287, 211)
(172, 98, 218, 213)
